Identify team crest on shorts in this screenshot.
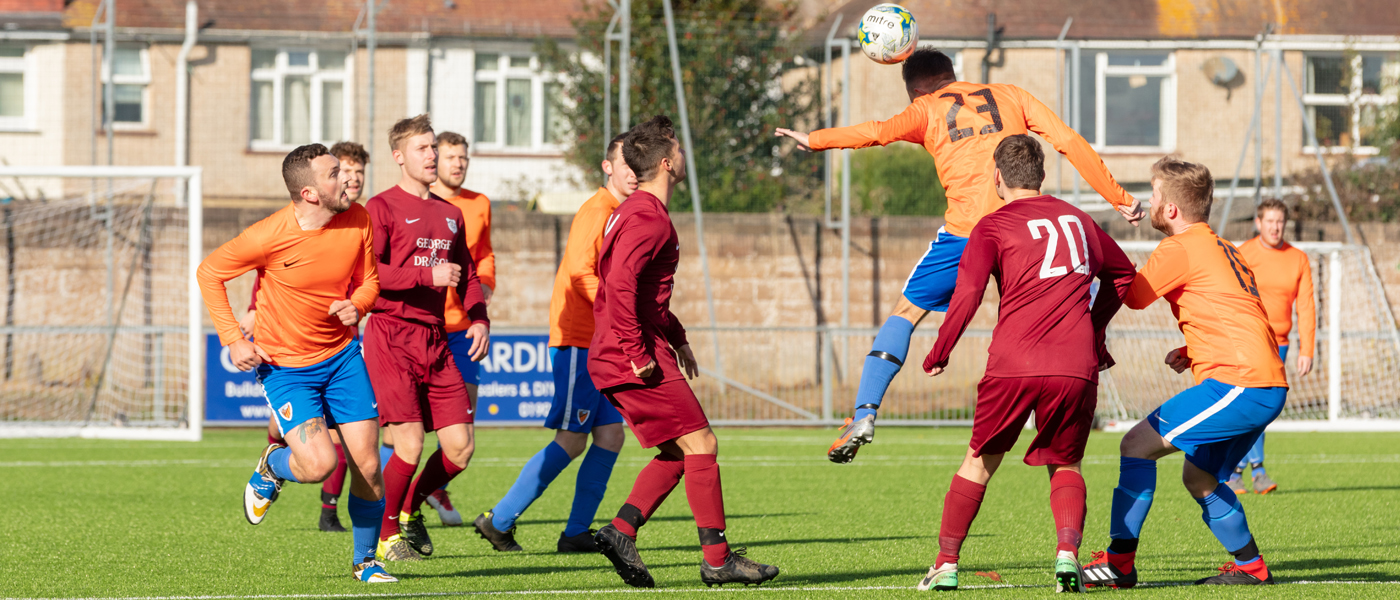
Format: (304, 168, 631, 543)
(576, 409, 591, 424)
(278, 403, 293, 421)
(446, 218, 458, 234)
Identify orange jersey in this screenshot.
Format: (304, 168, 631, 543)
(432, 184, 495, 333)
(808, 82, 1132, 237)
(197, 203, 379, 367)
(1238, 237, 1316, 355)
(549, 187, 622, 347)
(1124, 223, 1287, 388)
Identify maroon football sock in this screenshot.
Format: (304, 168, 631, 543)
(321, 443, 348, 509)
(406, 448, 464, 514)
(684, 454, 730, 567)
(267, 431, 280, 446)
(380, 453, 418, 540)
(1050, 470, 1087, 554)
(935, 475, 987, 566)
(611, 453, 685, 538)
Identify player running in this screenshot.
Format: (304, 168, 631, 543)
(1227, 198, 1314, 495)
(1083, 158, 1288, 588)
(589, 116, 779, 588)
(197, 143, 394, 583)
(475, 132, 635, 553)
(242, 141, 371, 533)
(916, 136, 1136, 592)
(774, 48, 1142, 464)
(364, 115, 491, 562)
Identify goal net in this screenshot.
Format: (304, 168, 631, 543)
(0, 166, 202, 441)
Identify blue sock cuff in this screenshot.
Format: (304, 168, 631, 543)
(1117, 456, 1156, 494)
(872, 317, 916, 361)
(268, 447, 299, 483)
(582, 444, 619, 463)
(1236, 555, 1261, 566)
(346, 493, 385, 517)
(544, 441, 573, 466)
(854, 317, 916, 419)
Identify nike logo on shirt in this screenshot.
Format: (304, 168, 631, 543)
(406, 218, 420, 224)
(283, 259, 300, 267)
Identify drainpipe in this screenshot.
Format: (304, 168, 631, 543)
(175, 0, 197, 205)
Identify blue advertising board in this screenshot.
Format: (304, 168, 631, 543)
(204, 333, 556, 426)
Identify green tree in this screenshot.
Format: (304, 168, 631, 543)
(537, 0, 821, 212)
(850, 144, 946, 216)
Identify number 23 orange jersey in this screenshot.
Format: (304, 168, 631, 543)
(808, 82, 1132, 238)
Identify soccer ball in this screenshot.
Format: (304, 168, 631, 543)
(858, 4, 918, 65)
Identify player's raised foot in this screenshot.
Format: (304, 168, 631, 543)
(828, 415, 875, 464)
(700, 547, 779, 587)
(1195, 561, 1274, 585)
(594, 524, 655, 588)
(400, 511, 434, 556)
(353, 558, 398, 583)
(1082, 551, 1137, 589)
(473, 511, 523, 552)
(1054, 550, 1086, 593)
(558, 529, 598, 553)
(1252, 472, 1278, 495)
(1226, 475, 1247, 495)
(318, 507, 347, 532)
(376, 534, 424, 562)
(243, 443, 284, 525)
(425, 489, 464, 526)
(916, 562, 957, 591)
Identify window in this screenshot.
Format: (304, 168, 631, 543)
(472, 52, 563, 151)
(0, 44, 29, 129)
(250, 49, 349, 149)
(1077, 51, 1176, 151)
(102, 46, 151, 127)
(1304, 53, 1399, 151)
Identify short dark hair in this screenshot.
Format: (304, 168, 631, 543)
(993, 135, 1045, 191)
(623, 115, 677, 183)
(282, 143, 330, 201)
(902, 49, 955, 86)
(329, 141, 368, 165)
(1257, 198, 1288, 220)
(606, 131, 629, 162)
(1150, 156, 1214, 223)
(436, 131, 468, 151)
(389, 114, 433, 152)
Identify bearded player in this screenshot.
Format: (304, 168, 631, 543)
(364, 115, 490, 562)
(589, 116, 778, 588)
(1227, 198, 1314, 495)
(915, 135, 1136, 592)
(1083, 158, 1288, 588)
(242, 140, 372, 533)
(476, 132, 635, 553)
(774, 48, 1143, 463)
(198, 144, 394, 583)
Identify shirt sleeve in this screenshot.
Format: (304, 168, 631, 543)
(602, 215, 662, 367)
(1125, 239, 1189, 310)
(923, 221, 998, 372)
(1020, 87, 1134, 209)
(568, 204, 609, 303)
(348, 214, 380, 318)
(367, 198, 432, 291)
(453, 218, 490, 327)
(1089, 223, 1137, 367)
(808, 100, 928, 150)
(247, 275, 261, 313)
(475, 199, 496, 291)
(1296, 252, 1317, 357)
(197, 226, 269, 346)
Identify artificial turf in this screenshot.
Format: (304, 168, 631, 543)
(4, 427, 1399, 599)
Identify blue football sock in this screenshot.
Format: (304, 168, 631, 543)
(565, 444, 619, 537)
(1196, 484, 1253, 553)
(267, 446, 300, 483)
(347, 493, 385, 563)
(379, 444, 394, 474)
(492, 441, 573, 532)
(853, 317, 916, 421)
(1108, 456, 1157, 545)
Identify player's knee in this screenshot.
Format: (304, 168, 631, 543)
(301, 451, 338, 483)
(554, 430, 589, 458)
(593, 425, 625, 453)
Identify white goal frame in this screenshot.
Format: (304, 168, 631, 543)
(0, 165, 203, 441)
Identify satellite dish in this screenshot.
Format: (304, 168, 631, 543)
(1202, 56, 1243, 98)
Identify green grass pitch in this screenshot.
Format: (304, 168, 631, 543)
(4, 427, 1399, 599)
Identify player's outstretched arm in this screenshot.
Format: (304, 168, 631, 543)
(1020, 88, 1143, 226)
(923, 226, 998, 376)
(775, 101, 928, 152)
(1124, 239, 1188, 310)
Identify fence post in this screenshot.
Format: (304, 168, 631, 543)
(821, 328, 832, 422)
(1327, 250, 1341, 422)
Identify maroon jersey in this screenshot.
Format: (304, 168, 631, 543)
(365, 186, 488, 328)
(923, 195, 1135, 381)
(588, 190, 689, 390)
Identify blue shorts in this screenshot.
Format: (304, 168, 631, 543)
(1146, 378, 1287, 482)
(446, 329, 481, 386)
(901, 227, 969, 312)
(544, 346, 624, 433)
(257, 338, 379, 436)
(1278, 345, 1288, 362)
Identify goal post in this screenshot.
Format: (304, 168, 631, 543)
(0, 165, 202, 441)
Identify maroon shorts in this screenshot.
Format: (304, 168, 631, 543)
(602, 379, 709, 448)
(970, 375, 1096, 466)
(363, 314, 474, 431)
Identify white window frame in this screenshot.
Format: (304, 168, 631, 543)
(1088, 51, 1177, 153)
(249, 48, 351, 152)
(0, 43, 38, 132)
(1303, 53, 1396, 155)
(470, 51, 563, 153)
(105, 45, 151, 130)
